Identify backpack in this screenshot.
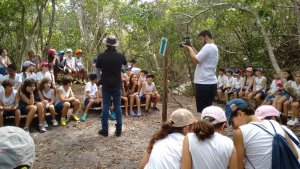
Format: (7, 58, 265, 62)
(248, 121, 300, 169)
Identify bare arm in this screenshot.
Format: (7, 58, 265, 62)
(181, 136, 192, 169)
(38, 90, 45, 102)
(20, 92, 35, 105)
(139, 152, 150, 169)
(285, 132, 299, 159)
(183, 46, 199, 65)
(13, 92, 20, 110)
(233, 129, 245, 169)
(228, 147, 238, 169)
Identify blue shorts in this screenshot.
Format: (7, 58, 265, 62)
(19, 104, 28, 115)
(280, 92, 290, 99)
(2, 110, 19, 117)
(242, 87, 252, 92)
(234, 88, 240, 93)
(0, 67, 7, 75)
(140, 95, 153, 103)
(264, 95, 275, 102)
(84, 98, 100, 107)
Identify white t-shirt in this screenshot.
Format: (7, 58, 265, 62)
(268, 79, 280, 94)
(233, 77, 244, 89)
(144, 133, 184, 169)
(291, 81, 300, 96)
(188, 132, 234, 169)
(239, 120, 285, 169)
(1, 89, 17, 107)
(255, 76, 267, 92)
(225, 76, 234, 88)
(75, 57, 83, 68)
(0, 85, 4, 100)
(65, 57, 75, 69)
(42, 88, 55, 101)
(36, 71, 53, 82)
(2, 74, 22, 90)
(217, 75, 227, 87)
(0, 55, 10, 68)
(20, 72, 36, 82)
(55, 86, 72, 105)
(85, 82, 98, 98)
(194, 44, 218, 84)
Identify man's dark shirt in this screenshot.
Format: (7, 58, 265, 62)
(96, 49, 127, 90)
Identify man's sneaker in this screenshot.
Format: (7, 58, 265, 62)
(130, 110, 135, 116)
(137, 111, 141, 117)
(115, 128, 122, 137)
(81, 114, 87, 122)
(60, 119, 67, 126)
(72, 115, 80, 122)
(39, 124, 47, 133)
(23, 128, 30, 134)
(145, 109, 149, 116)
(110, 111, 116, 120)
(98, 129, 108, 137)
(52, 119, 58, 126)
(43, 120, 49, 128)
(287, 119, 297, 126)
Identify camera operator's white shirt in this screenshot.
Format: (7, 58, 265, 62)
(194, 44, 218, 84)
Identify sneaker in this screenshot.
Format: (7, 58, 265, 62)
(39, 124, 47, 133)
(130, 110, 135, 116)
(81, 114, 87, 122)
(110, 111, 116, 120)
(98, 129, 108, 137)
(23, 128, 30, 134)
(115, 128, 122, 137)
(287, 119, 297, 126)
(72, 115, 80, 122)
(137, 111, 141, 117)
(152, 106, 160, 111)
(145, 109, 149, 116)
(82, 79, 87, 85)
(60, 119, 67, 126)
(43, 120, 49, 128)
(52, 119, 58, 126)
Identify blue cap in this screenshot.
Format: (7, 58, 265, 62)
(57, 50, 65, 55)
(225, 69, 233, 74)
(224, 99, 248, 120)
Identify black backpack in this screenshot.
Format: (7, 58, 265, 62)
(247, 121, 300, 169)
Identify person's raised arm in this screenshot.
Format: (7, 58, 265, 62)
(233, 129, 245, 169)
(182, 45, 199, 65)
(181, 135, 192, 169)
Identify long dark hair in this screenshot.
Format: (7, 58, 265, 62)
(21, 79, 36, 95)
(128, 74, 138, 92)
(285, 70, 294, 81)
(39, 78, 51, 91)
(147, 121, 184, 153)
(193, 120, 215, 141)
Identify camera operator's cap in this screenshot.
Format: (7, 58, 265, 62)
(102, 35, 119, 47)
(224, 99, 248, 120)
(0, 126, 35, 169)
(246, 67, 253, 72)
(255, 105, 280, 120)
(201, 106, 227, 125)
(66, 49, 73, 53)
(146, 74, 155, 78)
(23, 61, 36, 68)
(169, 109, 196, 127)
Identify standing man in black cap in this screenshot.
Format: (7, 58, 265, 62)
(96, 36, 127, 137)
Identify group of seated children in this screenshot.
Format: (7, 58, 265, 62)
(82, 68, 160, 122)
(217, 66, 300, 126)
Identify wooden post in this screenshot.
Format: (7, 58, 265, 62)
(162, 45, 168, 122)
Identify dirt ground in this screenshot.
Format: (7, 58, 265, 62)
(31, 85, 300, 169)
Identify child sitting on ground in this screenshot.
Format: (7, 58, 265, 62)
(38, 78, 58, 127)
(19, 79, 46, 133)
(65, 49, 78, 80)
(216, 68, 226, 101)
(128, 74, 141, 117)
(223, 69, 234, 103)
(55, 76, 81, 126)
(231, 69, 243, 99)
(139, 74, 160, 116)
(0, 80, 21, 127)
(239, 67, 255, 99)
(81, 74, 101, 122)
(74, 49, 87, 84)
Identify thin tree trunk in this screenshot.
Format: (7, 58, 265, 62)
(43, 0, 55, 57)
(292, 0, 300, 46)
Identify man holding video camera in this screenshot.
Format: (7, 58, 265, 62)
(182, 30, 218, 113)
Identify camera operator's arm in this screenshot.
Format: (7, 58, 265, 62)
(182, 45, 199, 65)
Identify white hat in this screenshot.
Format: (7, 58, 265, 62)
(102, 36, 119, 46)
(170, 109, 196, 127)
(132, 67, 141, 75)
(66, 49, 73, 53)
(0, 126, 35, 168)
(201, 106, 227, 125)
(23, 61, 36, 67)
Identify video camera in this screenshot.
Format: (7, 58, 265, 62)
(179, 37, 191, 48)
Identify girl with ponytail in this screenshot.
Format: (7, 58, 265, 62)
(139, 109, 195, 169)
(181, 106, 237, 169)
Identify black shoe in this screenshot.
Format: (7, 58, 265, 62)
(145, 109, 149, 116)
(115, 128, 122, 137)
(98, 129, 108, 137)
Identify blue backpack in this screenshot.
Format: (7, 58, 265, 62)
(248, 121, 300, 169)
